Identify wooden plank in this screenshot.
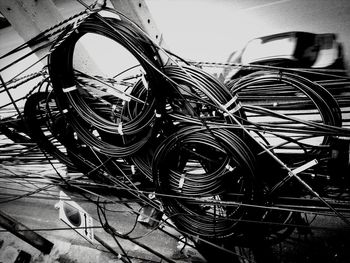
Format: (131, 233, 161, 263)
(0, 210, 54, 254)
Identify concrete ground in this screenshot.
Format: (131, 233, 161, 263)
(1, 164, 350, 263)
(0, 167, 206, 263)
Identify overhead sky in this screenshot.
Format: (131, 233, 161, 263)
(145, 0, 350, 68)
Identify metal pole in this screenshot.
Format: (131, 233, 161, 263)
(0, 210, 54, 254)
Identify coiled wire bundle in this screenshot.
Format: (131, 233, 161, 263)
(152, 125, 257, 239)
(227, 70, 344, 164)
(3, 2, 350, 262)
(48, 10, 164, 158)
(23, 89, 77, 170)
(163, 64, 245, 123)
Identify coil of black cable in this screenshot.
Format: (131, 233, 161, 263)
(48, 11, 164, 158)
(152, 124, 258, 239)
(228, 70, 343, 163)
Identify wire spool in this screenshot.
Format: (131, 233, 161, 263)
(23, 90, 78, 169)
(48, 11, 164, 158)
(22, 83, 124, 184)
(226, 70, 350, 223)
(152, 124, 258, 239)
(23, 89, 137, 188)
(130, 139, 157, 182)
(227, 70, 342, 166)
(127, 63, 249, 182)
(162, 65, 245, 122)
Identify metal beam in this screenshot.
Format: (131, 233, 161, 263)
(0, 210, 54, 254)
(109, 0, 164, 46)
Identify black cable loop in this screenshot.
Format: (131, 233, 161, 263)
(229, 70, 346, 153)
(23, 90, 77, 169)
(152, 124, 260, 239)
(48, 13, 165, 157)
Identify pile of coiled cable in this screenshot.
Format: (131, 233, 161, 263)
(44, 8, 280, 240)
(6, 6, 350, 261)
(226, 70, 350, 180)
(152, 125, 257, 239)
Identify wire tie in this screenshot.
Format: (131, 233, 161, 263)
(117, 122, 124, 135)
(141, 71, 149, 90)
(148, 192, 156, 199)
(223, 95, 238, 109)
(223, 102, 241, 116)
(159, 202, 164, 212)
(165, 103, 173, 112)
(278, 70, 283, 81)
(98, 9, 121, 20)
(63, 85, 77, 93)
(290, 159, 318, 176)
(131, 165, 136, 175)
(178, 174, 185, 191)
(92, 146, 101, 152)
(72, 18, 80, 34)
(155, 110, 161, 118)
(225, 164, 234, 172)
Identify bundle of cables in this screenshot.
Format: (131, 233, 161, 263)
(48, 10, 164, 158)
(227, 70, 344, 163)
(162, 64, 245, 123)
(3, 3, 350, 262)
(23, 82, 148, 193)
(152, 124, 257, 239)
(23, 88, 77, 170)
(227, 69, 350, 204)
(130, 64, 249, 182)
(40, 6, 350, 261)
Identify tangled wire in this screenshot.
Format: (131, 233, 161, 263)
(1, 4, 350, 263)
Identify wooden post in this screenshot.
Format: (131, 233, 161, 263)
(109, 0, 170, 66)
(0, 210, 54, 254)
